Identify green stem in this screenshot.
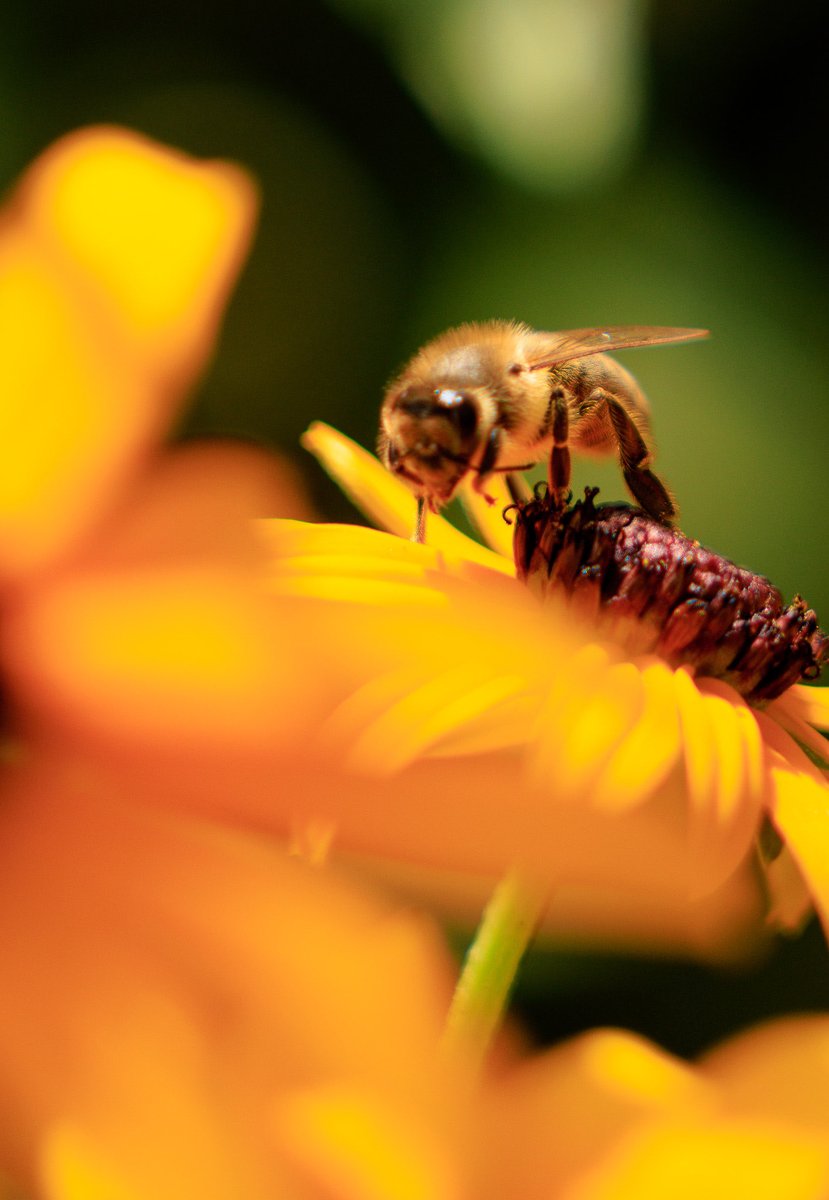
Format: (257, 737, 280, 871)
(441, 866, 549, 1076)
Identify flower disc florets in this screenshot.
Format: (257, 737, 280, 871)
(512, 487, 828, 702)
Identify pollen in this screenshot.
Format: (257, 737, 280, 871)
(513, 488, 828, 702)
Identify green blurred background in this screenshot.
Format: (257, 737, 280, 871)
(4, 0, 828, 1055)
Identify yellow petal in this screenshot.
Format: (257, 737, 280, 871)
(26, 126, 257, 369)
(43, 1125, 167, 1200)
(767, 695, 829, 769)
(88, 441, 310, 571)
(5, 568, 312, 755)
(697, 682, 747, 827)
(425, 692, 541, 758)
(474, 1029, 710, 1200)
(0, 127, 256, 579)
(763, 844, 813, 934)
(758, 714, 829, 939)
(567, 1118, 829, 1200)
(2, 441, 328, 758)
(702, 1015, 829, 1133)
(263, 520, 456, 607)
(302, 422, 512, 574)
(732, 693, 766, 811)
(260, 516, 556, 713)
(711, 683, 766, 834)
(682, 679, 765, 894)
(271, 1085, 457, 1200)
(0, 757, 457, 1195)
(705, 1017, 829, 1128)
(330, 664, 533, 776)
(674, 666, 718, 820)
(786, 685, 829, 732)
(589, 659, 681, 812)
(529, 653, 644, 802)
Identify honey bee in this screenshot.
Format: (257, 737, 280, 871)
(379, 321, 708, 538)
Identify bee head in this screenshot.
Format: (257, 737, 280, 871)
(380, 386, 482, 506)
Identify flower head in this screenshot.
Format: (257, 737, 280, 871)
(271, 422, 829, 950)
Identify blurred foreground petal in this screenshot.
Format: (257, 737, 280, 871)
(0, 754, 458, 1198)
(476, 1017, 829, 1200)
(0, 126, 256, 579)
(4, 443, 319, 760)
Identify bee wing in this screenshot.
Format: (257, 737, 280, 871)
(526, 326, 709, 373)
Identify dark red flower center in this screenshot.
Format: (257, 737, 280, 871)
(512, 488, 828, 702)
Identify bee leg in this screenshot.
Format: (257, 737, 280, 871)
(472, 426, 503, 504)
(548, 386, 571, 512)
(589, 389, 677, 523)
(412, 496, 428, 543)
(505, 472, 531, 505)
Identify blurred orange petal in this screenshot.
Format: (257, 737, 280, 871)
(84, 440, 311, 571)
(589, 660, 681, 812)
(23, 126, 256, 378)
(766, 693, 829, 769)
(0, 754, 458, 1197)
(566, 1118, 829, 1200)
(474, 1029, 711, 1200)
(7, 569, 308, 753)
(476, 1017, 829, 1200)
(785, 686, 829, 732)
(0, 127, 256, 579)
(763, 843, 813, 934)
(271, 1084, 458, 1200)
(759, 716, 829, 938)
(329, 664, 533, 777)
(529, 654, 644, 802)
(701, 1015, 829, 1133)
(3, 443, 320, 757)
(265, 520, 459, 607)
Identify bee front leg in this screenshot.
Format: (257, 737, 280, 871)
(472, 426, 503, 504)
(587, 388, 677, 524)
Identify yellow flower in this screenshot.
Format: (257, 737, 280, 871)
(254, 422, 829, 950)
(474, 1015, 829, 1199)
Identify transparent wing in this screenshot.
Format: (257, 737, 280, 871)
(526, 326, 709, 373)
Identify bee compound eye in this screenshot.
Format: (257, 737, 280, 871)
(436, 389, 478, 440)
(455, 396, 479, 439)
